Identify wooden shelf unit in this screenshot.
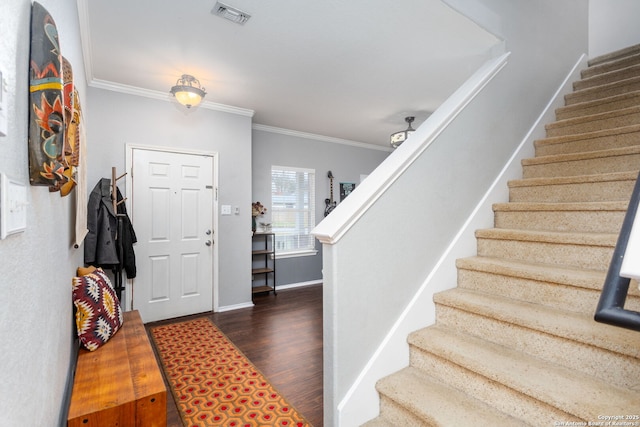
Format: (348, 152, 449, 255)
(252, 232, 276, 295)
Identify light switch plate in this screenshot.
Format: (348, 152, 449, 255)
(221, 204, 231, 215)
(1, 173, 27, 239)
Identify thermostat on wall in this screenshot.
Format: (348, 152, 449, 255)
(0, 172, 27, 239)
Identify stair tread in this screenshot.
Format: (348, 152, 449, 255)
(377, 367, 520, 427)
(433, 287, 639, 358)
(522, 144, 640, 166)
(588, 44, 640, 67)
(508, 170, 638, 188)
(409, 325, 640, 419)
(566, 75, 640, 100)
(575, 63, 640, 90)
(535, 123, 640, 148)
(475, 227, 617, 246)
(546, 116, 640, 140)
(584, 52, 640, 80)
(492, 200, 628, 212)
(458, 256, 640, 294)
(546, 105, 640, 130)
(556, 89, 640, 116)
(456, 256, 606, 290)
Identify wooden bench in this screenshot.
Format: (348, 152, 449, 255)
(67, 310, 167, 426)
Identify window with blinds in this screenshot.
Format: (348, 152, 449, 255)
(271, 166, 316, 255)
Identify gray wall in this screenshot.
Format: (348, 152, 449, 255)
(252, 128, 389, 287)
(0, 0, 86, 425)
(86, 88, 254, 310)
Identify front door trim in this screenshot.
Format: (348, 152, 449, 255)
(125, 143, 220, 313)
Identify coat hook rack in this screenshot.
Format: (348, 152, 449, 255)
(111, 167, 127, 215)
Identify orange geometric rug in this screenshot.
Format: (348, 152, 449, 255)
(150, 317, 311, 427)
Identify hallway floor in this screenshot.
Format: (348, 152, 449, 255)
(146, 284, 324, 426)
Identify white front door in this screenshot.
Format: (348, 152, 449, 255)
(131, 148, 214, 323)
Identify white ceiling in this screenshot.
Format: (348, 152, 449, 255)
(80, 0, 499, 148)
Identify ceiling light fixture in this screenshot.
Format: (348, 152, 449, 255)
(211, 1, 251, 25)
(170, 74, 207, 109)
(390, 116, 415, 148)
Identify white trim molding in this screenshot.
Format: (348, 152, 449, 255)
(90, 79, 255, 117)
(277, 280, 323, 291)
(76, 0, 254, 118)
(253, 124, 393, 152)
(217, 301, 255, 313)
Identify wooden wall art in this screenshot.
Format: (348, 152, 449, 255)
(28, 1, 66, 190)
(60, 56, 80, 197)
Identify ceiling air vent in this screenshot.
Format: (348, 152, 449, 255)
(211, 1, 251, 25)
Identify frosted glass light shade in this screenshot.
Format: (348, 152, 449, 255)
(170, 74, 207, 109)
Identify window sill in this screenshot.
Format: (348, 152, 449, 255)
(275, 249, 318, 259)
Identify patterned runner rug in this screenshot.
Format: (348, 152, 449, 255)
(150, 317, 311, 427)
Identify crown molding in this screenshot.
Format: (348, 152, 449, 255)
(252, 124, 392, 152)
(88, 78, 255, 117)
(76, 1, 253, 118)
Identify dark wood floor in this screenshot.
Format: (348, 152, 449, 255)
(146, 284, 323, 427)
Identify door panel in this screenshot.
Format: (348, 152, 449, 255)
(132, 148, 214, 323)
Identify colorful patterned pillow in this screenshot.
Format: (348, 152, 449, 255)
(72, 268, 124, 351)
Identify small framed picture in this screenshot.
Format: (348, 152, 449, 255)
(340, 182, 356, 201)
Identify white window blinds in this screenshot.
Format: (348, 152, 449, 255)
(271, 166, 316, 254)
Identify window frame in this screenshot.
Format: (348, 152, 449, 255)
(270, 165, 318, 258)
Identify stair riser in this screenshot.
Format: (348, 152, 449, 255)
(590, 46, 640, 66)
(476, 237, 614, 270)
(565, 78, 640, 105)
(509, 179, 635, 203)
(377, 397, 428, 427)
(583, 54, 640, 79)
(493, 209, 625, 233)
(535, 129, 640, 156)
(555, 94, 640, 120)
(522, 153, 640, 179)
(574, 65, 640, 91)
(434, 305, 640, 391)
(546, 110, 640, 137)
(408, 347, 571, 425)
(457, 268, 604, 313)
(459, 267, 640, 314)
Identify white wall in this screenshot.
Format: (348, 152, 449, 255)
(0, 0, 86, 425)
(589, 0, 640, 58)
(86, 88, 254, 310)
(315, 0, 590, 424)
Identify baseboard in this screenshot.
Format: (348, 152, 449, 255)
(216, 282, 321, 313)
(277, 280, 322, 291)
(216, 301, 255, 313)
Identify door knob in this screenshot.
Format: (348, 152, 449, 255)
(205, 240, 212, 246)
(205, 229, 212, 235)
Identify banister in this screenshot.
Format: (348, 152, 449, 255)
(312, 52, 510, 245)
(594, 171, 640, 332)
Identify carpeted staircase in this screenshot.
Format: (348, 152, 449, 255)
(364, 44, 640, 426)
